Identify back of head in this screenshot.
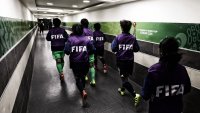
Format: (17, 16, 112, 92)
(72, 24, 83, 36)
(53, 18, 61, 27)
(94, 23, 101, 31)
(120, 20, 132, 33)
(80, 18, 89, 28)
(159, 37, 182, 68)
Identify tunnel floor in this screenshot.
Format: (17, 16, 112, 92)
(26, 31, 148, 113)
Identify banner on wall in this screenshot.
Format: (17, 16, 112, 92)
(136, 22, 200, 51)
(63, 22, 200, 51)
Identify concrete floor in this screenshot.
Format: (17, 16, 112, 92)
(26, 31, 148, 113)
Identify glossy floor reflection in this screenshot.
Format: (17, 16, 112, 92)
(26, 31, 148, 113)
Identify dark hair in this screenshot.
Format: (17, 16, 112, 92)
(159, 37, 182, 70)
(80, 18, 89, 28)
(53, 18, 61, 27)
(94, 23, 101, 31)
(120, 20, 132, 33)
(72, 24, 83, 36)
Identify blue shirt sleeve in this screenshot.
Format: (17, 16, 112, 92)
(103, 33, 107, 43)
(64, 40, 71, 55)
(133, 39, 140, 52)
(63, 30, 69, 42)
(46, 31, 51, 41)
(111, 37, 118, 52)
(183, 67, 191, 94)
(87, 41, 95, 55)
(142, 73, 154, 101)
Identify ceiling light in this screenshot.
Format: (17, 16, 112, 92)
(72, 5, 78, 8)
(34, 14, 64, 17)
(46, 2, 54, 5)
(44, 12, 47, 13)
(48, 9, 64, 13)
(57, 13, 61, 14)
(83, 0, 90, 3)
(99, 0, 121, 2)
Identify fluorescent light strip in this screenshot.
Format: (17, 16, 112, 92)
(46, 2, 53, 5)
(72, 5, 78, 8)
(100, 0, 121, 2)
(83, 0, 90, 3)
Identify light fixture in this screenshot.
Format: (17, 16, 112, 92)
(99, 0, 121, 2)
(72, 5, 78, 8)
(57, 13, 61, 14)
(46, 2, 54, 5)
(83, 0, 90, 3)
(48, 9, 64, 13)
(44, 12, 47, 13)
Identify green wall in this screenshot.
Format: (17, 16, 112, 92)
(136, 22, 200, 51)
(0, 16, 35, 57)
(63, 22, 200, 51)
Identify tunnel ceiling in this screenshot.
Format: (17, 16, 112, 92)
(20, 0, 138, 18)
(36, 0, 104, 9)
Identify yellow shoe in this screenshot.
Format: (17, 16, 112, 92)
(85, 76, 88, 81)
(134, 94, 141, 106)
(118, 88, 125, 96)
(90, 80, 96, 87)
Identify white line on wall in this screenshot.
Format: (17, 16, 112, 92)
(0, 28, 37, 113)
(105, 42, 200, 90)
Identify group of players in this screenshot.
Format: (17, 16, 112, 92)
(46, 18, 191, 113)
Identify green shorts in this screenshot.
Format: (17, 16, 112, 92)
(89, 54, 95, 63)
(52, 51, 65, 59)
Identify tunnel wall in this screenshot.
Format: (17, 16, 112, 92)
(0, 0, 35, 21)
(0, 26, 37, 113)
(0, 16, 36, 58)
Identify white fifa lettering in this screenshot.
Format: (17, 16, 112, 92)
(96, 37, 104, 41)
(51, 34, 64, 40)
(71, 46, 87, 52)
(176, 84, 184, 95)
(156, 84, 184, 97)
(165, 85, 170, 96)
(118, 44, 133, 50)
(156, 86, 164, 97)
(171, 85, 179, 96)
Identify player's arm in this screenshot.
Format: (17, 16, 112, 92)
(103, 33, 107, 43)
(63, 30, 69, 42)
(111, 37, 118, 52)
(46, 31, 51, 41)
(183, 67, 191, 94)
(64, 40, 71, 55)
(142, 72, 154, 101)
(133, 38, 140, 52)
(88, 41, 95, 55)
(93, 32, 97, 45)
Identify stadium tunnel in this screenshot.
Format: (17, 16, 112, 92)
(0, 0, 200, 113)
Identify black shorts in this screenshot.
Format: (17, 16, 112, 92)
(70, 62, 89, 77)
(117, 60, 133, 76)
(95, 48, 104, 56)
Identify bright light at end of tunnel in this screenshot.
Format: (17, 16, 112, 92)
(83, 0, 90, 3)
(46, 2, 54, 6)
